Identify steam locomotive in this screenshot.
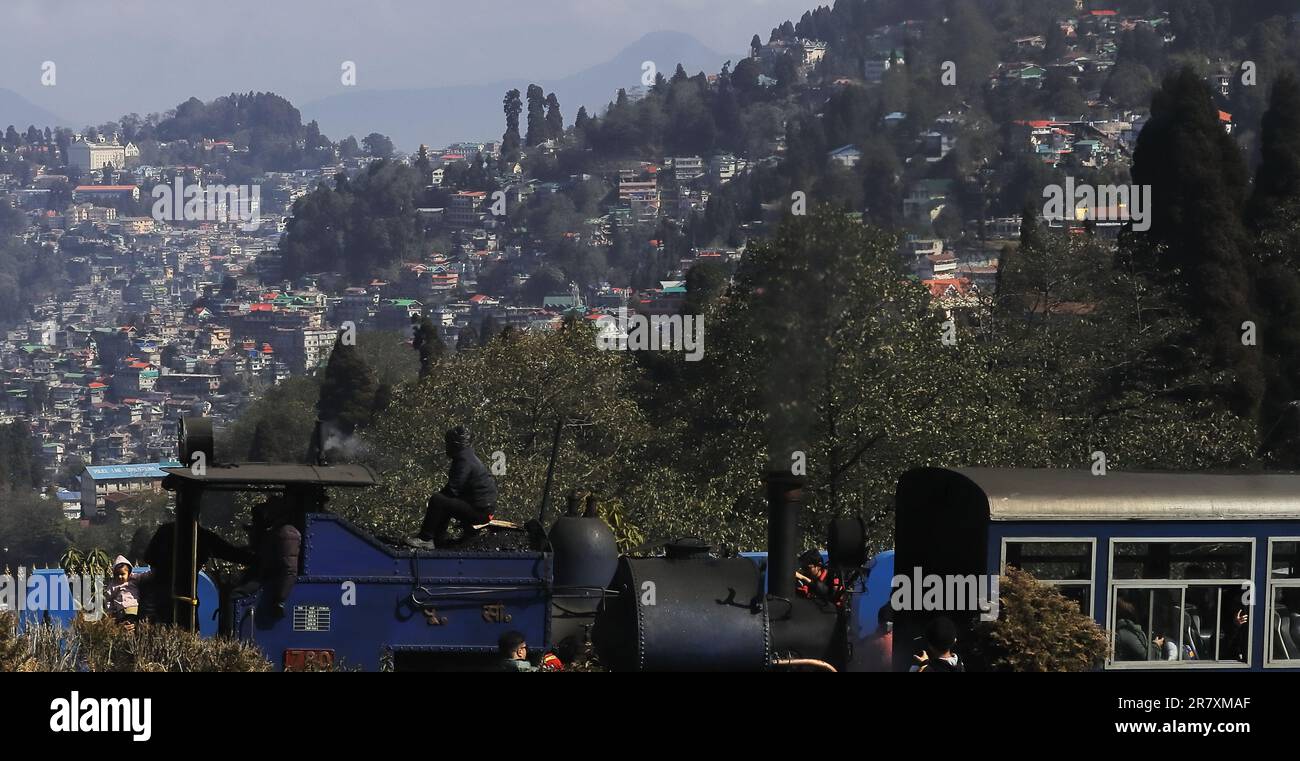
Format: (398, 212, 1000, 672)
(26, 416, 1300, 671)
(143, 418, 876, 671)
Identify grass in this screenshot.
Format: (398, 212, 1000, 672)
(0, 612, 273, 672)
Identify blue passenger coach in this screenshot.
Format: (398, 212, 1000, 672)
(895, 467, 1300, 671)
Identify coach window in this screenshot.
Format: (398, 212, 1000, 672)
(1002, 539, 1094, 615)
(1266, 540, 1300, 667)
(1108, 540, 1254, 668)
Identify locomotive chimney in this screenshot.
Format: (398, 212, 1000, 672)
(765, 471, 804, 604)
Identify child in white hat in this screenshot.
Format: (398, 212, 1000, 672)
(106, 555, 147, 631)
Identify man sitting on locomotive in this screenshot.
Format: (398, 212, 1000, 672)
(406, 426, 498, 550)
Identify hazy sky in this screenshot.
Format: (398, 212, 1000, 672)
(1, 0, 815, 126)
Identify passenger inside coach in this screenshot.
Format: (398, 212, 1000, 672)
(1277, 589, 1300, 660)
(1114, 598, 1151, 661)
(1179, 566, 1249, 663)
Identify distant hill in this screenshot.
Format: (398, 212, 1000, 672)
(303, 30, 734, 151)
(0, 89, 67, 130)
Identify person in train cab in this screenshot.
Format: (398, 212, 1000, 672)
(911, 616, 965, 672)
(1113, 598, 1152, 661)
(406, 425, 498, 550)
(497, 630, 538, 672)
(229, 496, 303, 618)
(795, 549, 845, 606)
(858, 604, 894, 672)
(139, 520, 256, 624)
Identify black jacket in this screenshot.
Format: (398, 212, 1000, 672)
(443, 445, 497, 510)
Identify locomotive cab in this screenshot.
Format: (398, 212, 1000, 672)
(160, 416, 561, 671)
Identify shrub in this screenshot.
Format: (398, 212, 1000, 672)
(966, 566, 1108, 672)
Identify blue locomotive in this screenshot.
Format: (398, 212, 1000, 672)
(145, 418, 876, 671)
(41, 418, 1300, 672)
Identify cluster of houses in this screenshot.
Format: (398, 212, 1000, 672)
(0, 3, 1266, 525)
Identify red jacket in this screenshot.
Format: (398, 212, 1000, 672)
(796, 567, 845, 607)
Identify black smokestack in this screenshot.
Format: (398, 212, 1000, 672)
(766, 471, 804, 603)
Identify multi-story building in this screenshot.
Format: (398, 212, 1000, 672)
(78, 461, 175, 519)
(447, 191, 487, 228)
(68, 139, 127, 171)
(671, 157, 706, 182)
(266, 327, 336, 374)
(72, 185, 140, 203)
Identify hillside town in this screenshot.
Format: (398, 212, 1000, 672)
(0, 3, 1272, 525)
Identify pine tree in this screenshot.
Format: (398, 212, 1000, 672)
(249, 419, 271, 461)
(1248, 70, 1300, 233)
(1248, 71, 1300, 463)
(545, 93, 564, 141)
(373, 382, 393, 415)
(502, 89, 522, 164)
(411, 316, 445, 379)
(316, 334, 378, 435)
(414, 144, 433, 181)
(574, 106, 590, 140)
(479, 315, 501, 347)
(525, 84, 546, 147)
(1130, 67, 1261, 418)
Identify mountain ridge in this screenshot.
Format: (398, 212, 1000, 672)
(302, 30, 737, 151)
(0, 89, 68, 130)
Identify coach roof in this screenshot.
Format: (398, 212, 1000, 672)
(950, 467, 1300, 521)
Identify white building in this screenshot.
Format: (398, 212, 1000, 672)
(68, 139, 127, 171)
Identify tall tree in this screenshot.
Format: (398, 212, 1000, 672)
(316, 333, 379, 435)
(1130, 67, 1262, 419)
(412, 316, 445, 380)
(544, 93, 564, 142)
(525, 84, 547, 147)
(413, 144, 433, 180)
(1248, 71, 1300, 231)
(1248, 71, 1300, 463)
(573, 106, 590, 142)
(502, 89, 522, 164)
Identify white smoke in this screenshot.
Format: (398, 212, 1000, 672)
(320, 421, 370, 462)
